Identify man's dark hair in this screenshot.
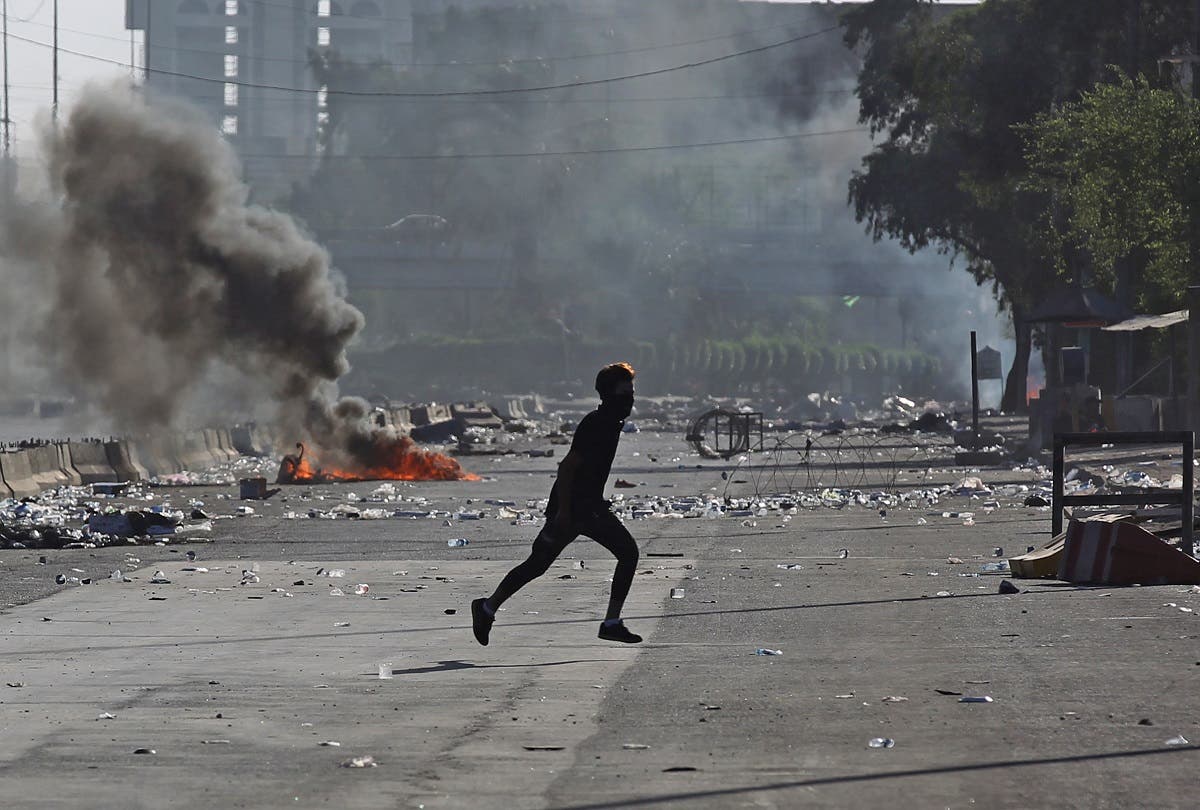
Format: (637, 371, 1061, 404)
(595, 362, 636, 397)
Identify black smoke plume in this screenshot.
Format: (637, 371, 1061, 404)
(0, 82, 375, 458)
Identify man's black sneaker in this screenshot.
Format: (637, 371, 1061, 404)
(471, 598, 494, 646)
(598, 621, 642, 644)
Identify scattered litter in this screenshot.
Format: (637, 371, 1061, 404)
(867, 738, 895, 749)
(622, 743, 650, 750)
(881, 696, 908, 703)
(97, 712, 116, 720)
(958, 696, 994, 703)
(447, 538, 470, 548)
(318, 741, 342, 747)
(132, 748, 156, 755)
(201, 739, 231, 745)
(353, 584, 370, 595)
(1165, 735, 1190, 746)
(522, 745, 565, 751)
(776, 563, 803, 571)
(670, 588, 685, 599)
(998, 580, 1020, 595)
(340, 755, 378, 768)
(837, 549, 849, 559)
(333, 621, 351, 627)
(753, 648, 783, 656)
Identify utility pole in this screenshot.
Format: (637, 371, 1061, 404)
(2, 0, 9, 154)
(51, 0, 57, 123)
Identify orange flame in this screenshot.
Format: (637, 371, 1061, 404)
(278, 438, 479, 484)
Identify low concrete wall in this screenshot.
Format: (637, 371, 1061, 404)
(27, 444, 70, 490)
(213, 429, 239, 463)
(56, 443, 83, 487)
(178, 430, 217, 471)
(410, 403, 452, 426)
(67, 441, 119, 484)
(105, 441, 146, 483)
(0, 450, 41, 498)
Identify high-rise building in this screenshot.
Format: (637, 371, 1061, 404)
(125, 0, 413, 201)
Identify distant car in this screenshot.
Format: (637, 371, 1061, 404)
(386, 214, 449, 233)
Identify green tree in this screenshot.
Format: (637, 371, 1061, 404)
(839, 0, 1192, 411)
(1024, 72, 1200, 313)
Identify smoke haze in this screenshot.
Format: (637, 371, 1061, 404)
(0, 82, 382, 455)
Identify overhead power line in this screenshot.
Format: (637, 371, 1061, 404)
(5, 24, 840, 98)
(246, 126, 868, 162)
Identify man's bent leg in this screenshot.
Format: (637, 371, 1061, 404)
(581, 512, 640, 621)
(488, 524, 574, 609)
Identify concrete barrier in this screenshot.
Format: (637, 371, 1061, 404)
(105, 441, 146, 483)
(1, 449, 42, 498)
(129, 435, 182, 478)
(214, 428, 240, 462)
(452, 401, 503, 430)
(410, 403, 452, 426)
(27, 444, 70, 490)
(67, 441, 120, 484)
(0, 461, 12, 498)
(56, 443, 83, 487)
(179, 430, 218, 471)
(202, 429, 234, 464)
(388, 406, 414, 434)
(496, 398, 528, 420)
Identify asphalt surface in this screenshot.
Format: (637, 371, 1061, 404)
(2, 420, 1199, 808)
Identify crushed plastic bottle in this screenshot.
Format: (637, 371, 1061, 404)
(754, 648, 783, 656)
(447, 538, 470, 548)
(353, 583, 370, 595)
(868, 737, 895, 749)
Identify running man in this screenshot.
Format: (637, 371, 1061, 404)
(472, 362, 642, 645)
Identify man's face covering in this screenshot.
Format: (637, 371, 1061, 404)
(603, 380, 635, 419)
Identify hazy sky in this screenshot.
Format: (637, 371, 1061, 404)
(3, 1, 132, 162)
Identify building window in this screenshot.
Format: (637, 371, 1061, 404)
(225, 26, 238, 45)
(224, 83, 238, 107)
(350, 1, 381, 17)
(224, 54, 238, 77)
(317, 27, 331, 47)
(222, 114, 238, 135)
(225, 0, 238, 16)
(318, 86, 328, 109)
(318, 0, 331, 16)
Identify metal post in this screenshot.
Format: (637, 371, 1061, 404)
(51, 0, 57, 122)
(1184, 430, 1194, 557)
(970, 330, 980, 448)
(1188, 286, 1200, 432)
(1052, 434, 1065, 536)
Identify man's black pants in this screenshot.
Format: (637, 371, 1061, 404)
(489, 510, 639, 621)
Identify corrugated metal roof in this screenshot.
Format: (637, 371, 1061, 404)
(1101, 310, 1188, 332)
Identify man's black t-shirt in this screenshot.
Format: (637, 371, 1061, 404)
(545, 408, 623, 519)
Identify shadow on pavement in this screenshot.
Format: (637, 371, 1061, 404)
(548, 745, 1200, 809)
(385, 658, 619, 676)
(3, 588, 1102, 657)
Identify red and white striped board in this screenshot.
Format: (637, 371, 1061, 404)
(1058, 517, 1200, 586)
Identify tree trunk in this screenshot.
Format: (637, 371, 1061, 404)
(1001, 302, 1031, 413)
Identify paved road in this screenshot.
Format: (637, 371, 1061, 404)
(2, 426, 1199, 808)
